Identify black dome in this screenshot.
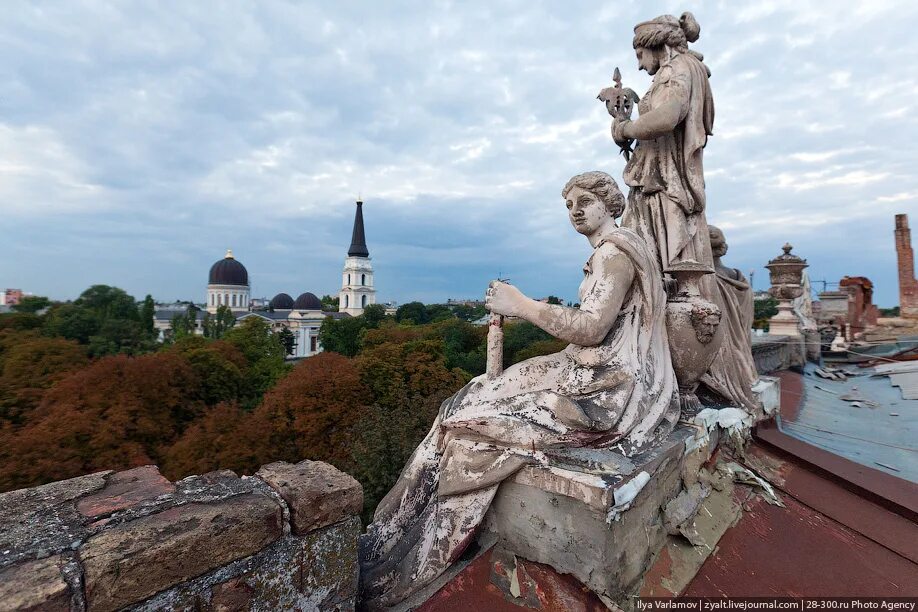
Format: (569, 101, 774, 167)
(208, 250, 248, 286)
(270, 292, 294, 310)
(293, 292, 322, 310)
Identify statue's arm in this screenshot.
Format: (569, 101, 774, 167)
(617, 71, 690, 141)
(517, 246, 635, 346)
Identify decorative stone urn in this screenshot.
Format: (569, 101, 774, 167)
(664, 261, 724, 415)
(765, 243, 808, 337)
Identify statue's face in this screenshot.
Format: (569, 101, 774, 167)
(709, 227, 728, 258)
(565, 186, 609, 236)
(635, 47, 659, 75)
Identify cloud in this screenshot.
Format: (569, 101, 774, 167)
(1, 1, 917, 307)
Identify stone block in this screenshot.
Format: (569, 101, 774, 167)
(209, 577, 254, 611)
(134, 516, 361, 612)
(77, 465, 175, 519)
(0, 555, 71, 611)
(256, 460, 363, 535)
(482, 428, 691, 601)
(0, 471, 110, 570)
(80, 493, 283, 612)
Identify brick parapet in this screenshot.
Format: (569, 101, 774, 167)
(0, 462, 362, 611)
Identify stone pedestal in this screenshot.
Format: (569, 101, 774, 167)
(768, 303, 801, 337)
(482, 429, 692, 602)
(478, 379, 780, 604)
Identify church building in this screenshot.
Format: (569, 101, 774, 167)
(339, 199, 376, 316)
(152, 198, 377, 359)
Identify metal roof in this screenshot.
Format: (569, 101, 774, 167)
(777, 363, 917, 483)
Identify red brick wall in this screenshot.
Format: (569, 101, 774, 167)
(895, 214, 918, 318)
(839, 276, 875, 336)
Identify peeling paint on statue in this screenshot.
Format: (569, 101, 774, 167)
(357, 172, 679, 610)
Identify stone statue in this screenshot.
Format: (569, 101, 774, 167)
(358, 172, 679, 610)
(698, 226, 760, 412)
(602, 13, 733, 413)
(610, 11, 715, 275)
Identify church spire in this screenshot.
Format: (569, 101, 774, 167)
(348, 199, 369, 257)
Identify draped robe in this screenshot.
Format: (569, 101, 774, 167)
(358, 227, 678, 610)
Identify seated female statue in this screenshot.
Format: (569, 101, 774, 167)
(358, 171, 679, 610)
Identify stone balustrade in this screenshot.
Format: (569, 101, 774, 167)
(0, 460, 363, 611)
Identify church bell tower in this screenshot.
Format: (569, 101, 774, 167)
(339, 199, 376, 316)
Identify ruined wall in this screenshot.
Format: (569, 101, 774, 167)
(0, 460, 363, 611)
(895, 214, 918, 319)
(839, 276, 877, 337)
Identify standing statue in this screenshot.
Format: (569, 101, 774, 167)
(358, 172, 678, 610)
(698, 226, 760, 412)
(601, 12, 732, 413)
(607, 11, 715, 276)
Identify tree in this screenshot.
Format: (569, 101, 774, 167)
(362, 303, 387, 328)
(545, 295, 563, 305)
(277, 327, 296, 356)
(162, 353, 371, 482)
(75, 285, 139, 321)
(45, 304, 100, 343)
(169, 337, 247, 406)
(451, 303, 486, 322)
(319, 306, 388, 358)
(319, 316, 365, 357)
(0, 336, 89, 423)
(0, 313, 43, 332)
(140, 295, 156, 338)
(753, 296, 779, 330)
(11, 296, 50, 314)
(170, 311, 196, 341)
(503, 321, 557, 367)
(395, 301, 430, 325)
(425, 304, 454, 322)
(203, 305, 236, 339)
(223, 318, 289, 405)
(0, 352, 204, 492)
(88, 318, 152, 356)
(320, 295, 340, 311)
(353, 338, 469, 520)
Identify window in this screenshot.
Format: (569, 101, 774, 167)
(310, 336, 318, 352)
(344, 295, 349, 308)
(347, 274, 351, 285)
(361, 273, 366, 285)
(224, 293, 229, 306)
(232, 294, 237, 307)
(211, 294, 214, 306)
(362, 295, 367, 307)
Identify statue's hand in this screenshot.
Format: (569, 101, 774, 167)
(612, 118, 632, 145)
(486, 280, 525, 318)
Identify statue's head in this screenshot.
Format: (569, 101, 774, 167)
(709, 225, 727, 258)
(561, 171, 625, 236)
(690, 304, 721, 345)
(633, 12, 700, 75)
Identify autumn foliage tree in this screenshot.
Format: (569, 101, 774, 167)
(161, 352, 370, 480)
(352, 338, 470, 519)
(0, 352, 204, 492)
(0, 335, 89, 423)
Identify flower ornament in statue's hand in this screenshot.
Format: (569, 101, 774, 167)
(485, 280, 525, 318)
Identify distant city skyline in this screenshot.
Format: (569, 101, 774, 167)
(3, 2, 917, 307)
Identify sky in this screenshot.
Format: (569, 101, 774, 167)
(2, 1, 917, 307)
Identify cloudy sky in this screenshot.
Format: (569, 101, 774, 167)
(3, 1, 916, 307)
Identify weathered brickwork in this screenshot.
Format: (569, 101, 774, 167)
(0, 461, 362, 611)
(895, 214, 918, 318)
